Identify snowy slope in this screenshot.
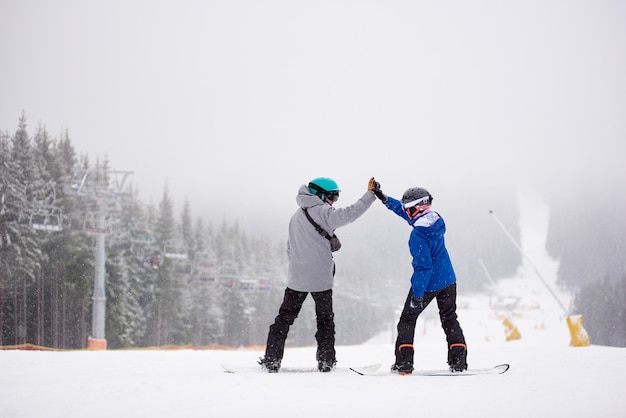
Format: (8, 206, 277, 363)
(1, 332, 625, 418)
(3, 188, 624, 418)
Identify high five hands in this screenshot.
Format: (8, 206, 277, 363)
(368, 177, 387, 204)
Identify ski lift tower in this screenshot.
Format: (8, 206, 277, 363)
(68, 168, 133, 350)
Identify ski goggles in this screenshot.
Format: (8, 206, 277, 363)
(326, 191, 340, 202)
(405, 205, 424, 218)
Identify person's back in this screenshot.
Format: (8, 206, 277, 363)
(370, 182, 468, 374)
(287, 183, 376, 292)
(407, 210, 456, 296)
(260, 177, 376, 373)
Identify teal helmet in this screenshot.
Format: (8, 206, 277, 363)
(308, 177, 341, 202)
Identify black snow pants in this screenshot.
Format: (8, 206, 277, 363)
(264, 287, 336, 363)
(395, 283, 466, 365)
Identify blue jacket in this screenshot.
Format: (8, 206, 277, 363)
(385, 196, 457, 298)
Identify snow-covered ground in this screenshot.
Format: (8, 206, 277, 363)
(2, 192, 624, 418)
(2, 325, 625, 418)
(2, 267, 624, 417)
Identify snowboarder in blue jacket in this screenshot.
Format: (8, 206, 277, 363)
(371, 181, 467, 374)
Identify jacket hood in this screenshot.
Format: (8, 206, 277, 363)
(296, 184, 325, 209)
(412, 211, 445, 239)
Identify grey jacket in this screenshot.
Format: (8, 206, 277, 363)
(286, 184, 376, 292)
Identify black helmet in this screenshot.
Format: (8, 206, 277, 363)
(401, 187, 433, 208)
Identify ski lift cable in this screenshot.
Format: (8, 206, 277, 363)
(488, 210, 568, 315)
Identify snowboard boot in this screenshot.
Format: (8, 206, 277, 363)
(448, 343, 468, 372)
(390, 362, 414, 374)
(258, 356, 281, 373)
(317, 358, 337, 373)
(391, 344, 414, 375)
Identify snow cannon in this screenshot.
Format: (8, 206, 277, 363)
(502, 316, 522, 342)
(566, 315, 590, 347)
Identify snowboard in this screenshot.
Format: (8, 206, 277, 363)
(350, 363, 509, 377)
(221, 363, 381, 374)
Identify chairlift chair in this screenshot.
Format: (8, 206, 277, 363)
(30, 207, 63, 232)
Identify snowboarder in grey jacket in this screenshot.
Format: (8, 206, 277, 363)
(259, 177, 377, 372)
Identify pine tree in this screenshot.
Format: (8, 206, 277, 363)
(5, 114, 45, 344)
(105, 187, 149, 348)
(145, 185, 187, 346)
(50, 139, 93, 349)
(183, 218, 224, 346)
(0, 132, 25, 345)
(180, 199, 195, 260)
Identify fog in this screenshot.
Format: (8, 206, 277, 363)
(2, 0, 625, 243)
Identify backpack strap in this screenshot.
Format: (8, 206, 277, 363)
(302, 208, 333, 241)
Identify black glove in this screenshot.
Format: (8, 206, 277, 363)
(373, 187, 387, 204)
(369, 178, 387, 204)
(408, 295, 424, 313)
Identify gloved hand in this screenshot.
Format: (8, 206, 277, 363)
(368, 177, 387, 204)
(368, 177, 377, 191)
(408, 294, 424, 313)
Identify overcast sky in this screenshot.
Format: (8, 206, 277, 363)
(2, 1, 624, 237)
